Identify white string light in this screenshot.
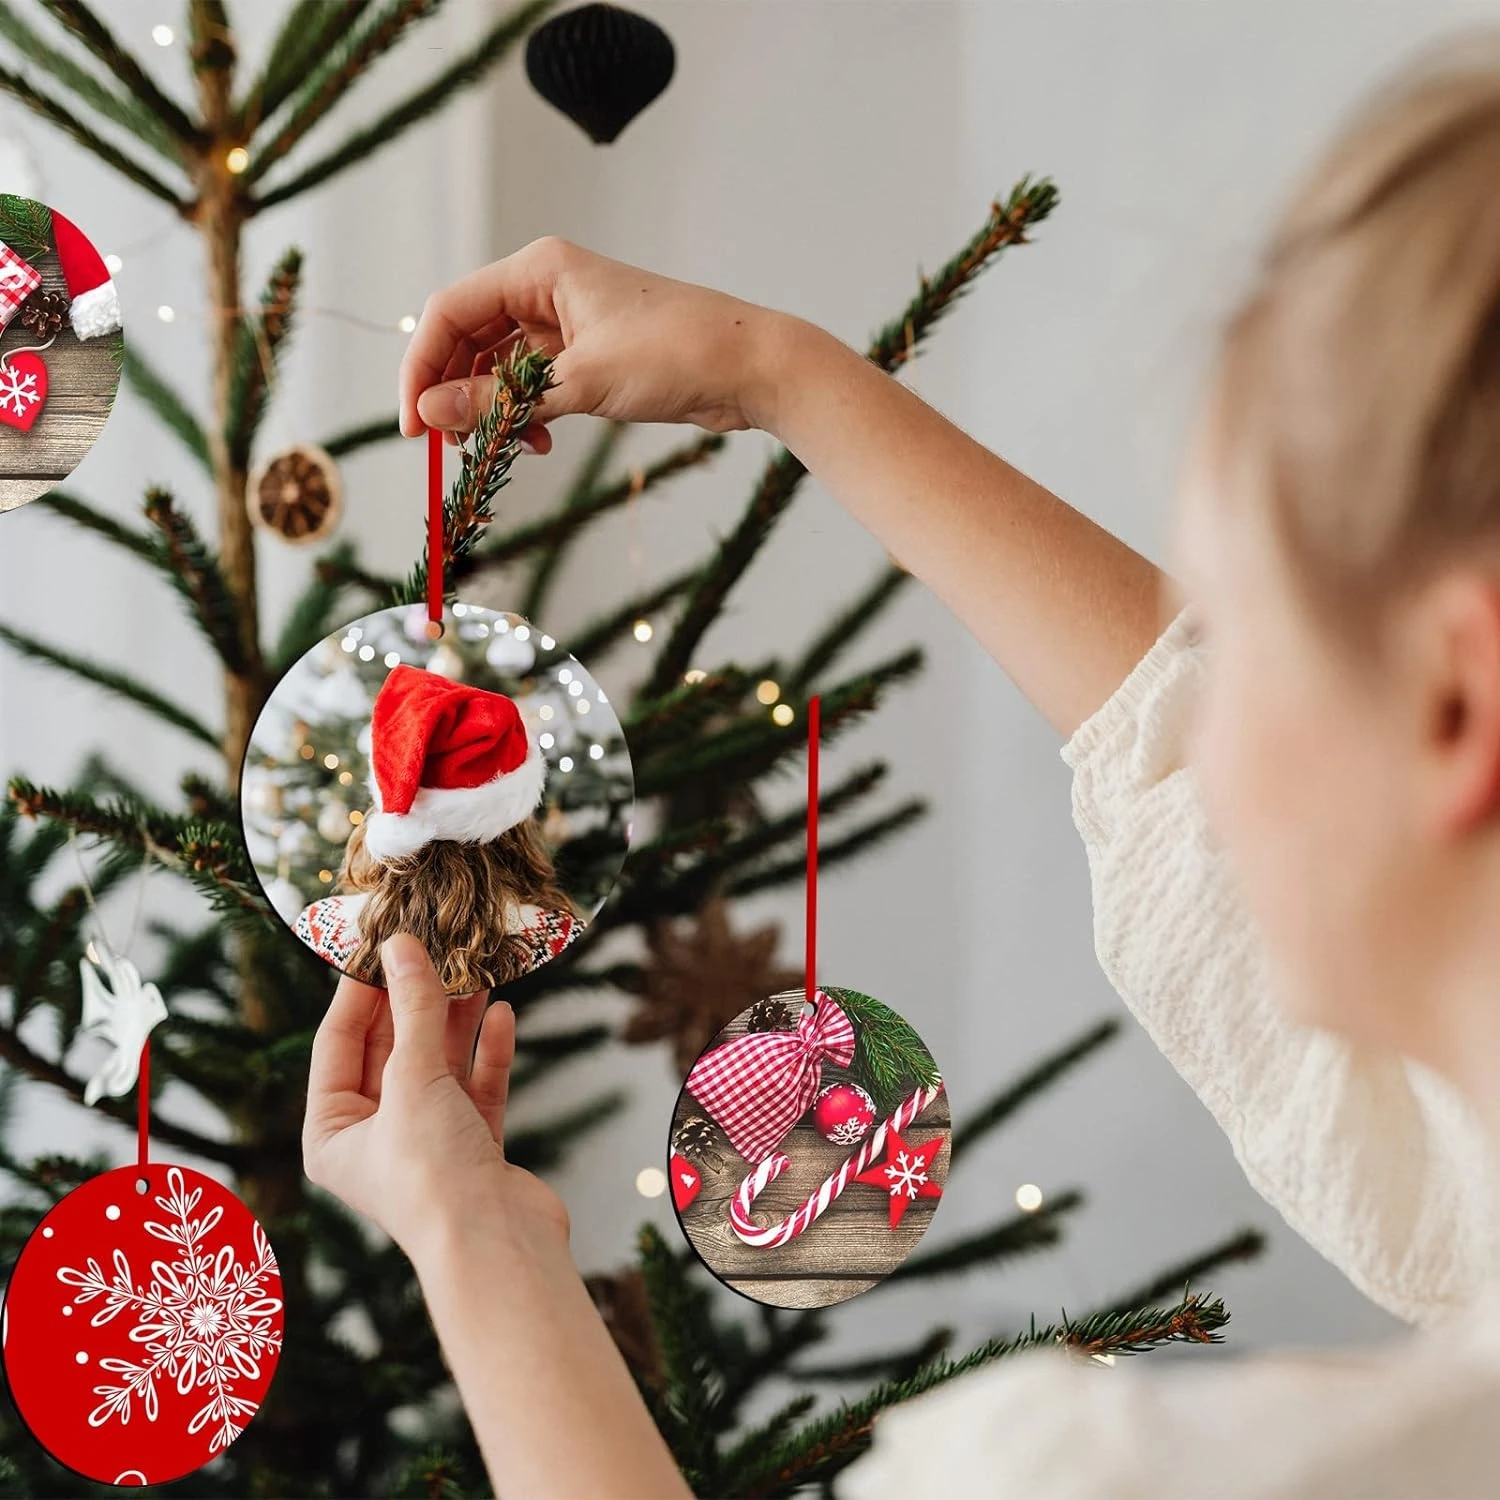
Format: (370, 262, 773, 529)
(1015, 1183, 1044, 1212)
(771, 703, 794, 727)
(632, 618, 653, 643)
(151, 24, 174, 47)
(156, 304, 175, 323)
(635, 1167, 666, 1198)
(755, 679, 779, 705)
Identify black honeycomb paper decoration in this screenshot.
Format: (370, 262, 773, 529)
(525, 3, 675, 144)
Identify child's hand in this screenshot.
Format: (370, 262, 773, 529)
(302, 933, 568, 1264)
(398, 237, 788, 443)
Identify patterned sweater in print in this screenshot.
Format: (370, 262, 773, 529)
(295, 892, 578, 975)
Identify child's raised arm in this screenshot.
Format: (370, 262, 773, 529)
(399, 237, 1165, 736)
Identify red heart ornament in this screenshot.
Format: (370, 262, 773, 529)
(0, 350, 47, 432)
(669, 1153, 701, 1211)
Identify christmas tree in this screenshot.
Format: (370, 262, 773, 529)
(0, 5, 1265, 1495)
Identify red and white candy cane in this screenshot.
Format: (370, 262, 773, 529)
(729, 1079, 945, 1248)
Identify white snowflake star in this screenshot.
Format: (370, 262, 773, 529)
(883, 1150, 930, 1199)
(56, 1167, 282, 1454)
(0, 364, 39, 417)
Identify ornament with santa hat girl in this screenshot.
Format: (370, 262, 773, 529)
(295, 664, 579, 991)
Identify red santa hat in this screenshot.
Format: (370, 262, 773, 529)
(361, 664, 547, 864)
(51, 210, 120, 342)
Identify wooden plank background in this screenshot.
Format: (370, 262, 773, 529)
(672, 1007, 949, 1309)
(0, 245, 122, 512)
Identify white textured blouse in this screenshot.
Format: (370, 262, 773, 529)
(841, 614, 1500, 1500)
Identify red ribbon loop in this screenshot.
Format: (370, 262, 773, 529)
(685, 990, 856, 1162)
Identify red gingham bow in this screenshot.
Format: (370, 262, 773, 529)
(685, 991, 857, 1163)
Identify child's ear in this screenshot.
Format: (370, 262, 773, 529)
(1419, 572, 1500, 836)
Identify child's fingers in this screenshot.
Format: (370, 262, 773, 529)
(467, 1000, 516, 1143)
(308, 975, 383, 1108)
(381, 935, 450, 1079)
(445, 990, 489, 1079)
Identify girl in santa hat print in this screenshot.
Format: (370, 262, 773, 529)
(295, 664, 580, 992)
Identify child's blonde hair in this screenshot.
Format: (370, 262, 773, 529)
(1214, 45, 1500, 627)
(338, 816, 576, 993)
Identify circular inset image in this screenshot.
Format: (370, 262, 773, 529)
(669, 985, 948, 1308)
(0, 195, 123, 513)
(241, 603, 633, 991)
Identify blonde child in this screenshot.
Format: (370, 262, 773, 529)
(303, 47, 1500, 1498)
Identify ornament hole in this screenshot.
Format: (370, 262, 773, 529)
(424, 619, 445, 641)
(134, 1175, 150, 1194)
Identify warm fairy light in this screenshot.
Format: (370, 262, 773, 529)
(575, 698, 590, 714)
(539, 634, 556, 649)
(156, 304, 175, 323)
(318, 868, 333, 884)
(567, 680, 583, 697)
(152, 23, 174, 46)
(559, 756, 574, 772)
(384, 652, 400, 668)
(225, 146, 250, 174)
(1015, 1183, 1044, 1213)
(323, 753, 339, 770)
(771, 703, 795, 727)
(358, 645, 374, 662)
(635, 1167, 666, 1198)
(756, 679, 779, 705)
(104, 253, 122, 274)
(588, 743, 604, 760)
(453, 604, 468, 617)
(349, 809, 364, 825)
(398, 314, 416, 333)
(632, 618, 653, 643)
(539, 732, 555, 750)
(558, 668, 573, 684)
(300, 745, 315, 760)
(538, 704, 554, 721)
(514, 624, 530, 641)
(338, 771, 353, 786)
(684, 669, 706, 684)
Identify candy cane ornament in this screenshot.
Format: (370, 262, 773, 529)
(729, 1079, 944, 1248)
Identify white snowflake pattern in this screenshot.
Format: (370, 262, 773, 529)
(0, 364, 40, 418)
(56, 1167, 282, 1455)
(882, 1150, 930, 1200)
(826, 1117, 869, 1146)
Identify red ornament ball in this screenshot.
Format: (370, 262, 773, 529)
(812, 1082, 877, 1146)
(2, 1163, 283, 1487)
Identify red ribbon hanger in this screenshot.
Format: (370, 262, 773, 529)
(427, 426, 444, 633)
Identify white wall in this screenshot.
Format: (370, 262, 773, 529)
(4, 0, 1499, 1376)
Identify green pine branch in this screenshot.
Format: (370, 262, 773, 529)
(123, 345, 212, 471)
(643, 177, 1059, 699)
(459, 431, 725, 579)
(225, 246, 303, 468)
(522, 418, 625, 622)
(1093, 1229, 1267, 1318)
(0, 7, 182, 163)
(237, 0, 374, 133)
(0, 192, 51, 262)
(951, 1017, 1122, 1159)
(254, 0, 551, 211)
(534, 566, 699, 669)
(0, 60, 186, 207)
(624, 667, 759, 757)
(822, 985, 940, 1113)
(789, 1327, 953, 1385)
(38, 0, 201, 145)
(396, 345, 556, 606)
(725, 800, 927, 898)
(738, 1291, 1225, 1497)
(0, 622, 218, 748)
(786, 564, 911, 693)
(323, 413, 401, 458)
(32, 489, 159, 565)
(144, 487, 256, 678)
(243, 0, 445, 185)
(887, 1190, 1085, 1282)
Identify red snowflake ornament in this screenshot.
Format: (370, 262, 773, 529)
(2, 1164, 283, 1487)
(852, 1126, 944, 1230)
(0, 351, 48, 432)
(668, 1154, 701, 1212)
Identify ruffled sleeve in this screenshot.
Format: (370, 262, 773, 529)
(1058, 613, 1497, 1326)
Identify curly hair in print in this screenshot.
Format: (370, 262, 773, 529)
(339, 814, 576, 992)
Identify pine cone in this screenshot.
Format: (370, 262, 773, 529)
(671, 1114, 722, 1167)
(746, 996, 798, 1033)
(18, 290, 66, 339)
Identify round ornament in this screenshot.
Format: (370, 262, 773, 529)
(525, 3, 675, 144)
(246, 443, 343, 544)
(241, 603, 635, 992)
(2, 1164, 283, 1487)
(812, 1081, 877, 1146)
